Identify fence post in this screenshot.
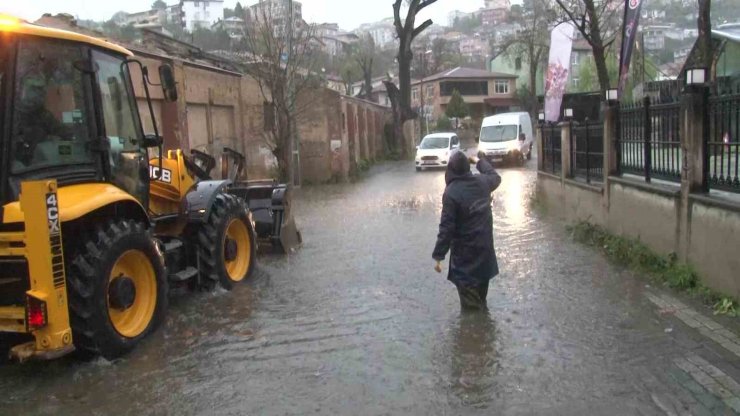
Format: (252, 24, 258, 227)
(537, 125, 544, 172)
(603, 103, 619, 179)
(585, 118, 591, 183)
(644, 95, 652, 183)
(550, 125, 557, 174)
(680, 85, 710, 193)
(678, 84, 710, 261)
(561, 121, 572, 179)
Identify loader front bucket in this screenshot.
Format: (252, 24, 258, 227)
(228, 180, 302, 254)
(275, 215, 302, 254)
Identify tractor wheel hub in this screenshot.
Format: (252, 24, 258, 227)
(224, 238, 238, 262)
(109, 276, 136, 310)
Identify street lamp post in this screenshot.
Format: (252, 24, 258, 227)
(418, 49, 432, 136)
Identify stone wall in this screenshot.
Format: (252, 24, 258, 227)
(536, 103, 740, 297)
(127, 49, 274, 180)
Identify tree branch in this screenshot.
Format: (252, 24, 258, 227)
(417, 0, 440, 13)
(412, 19, 433, 40)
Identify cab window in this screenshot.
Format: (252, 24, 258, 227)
(11, 38, 95, 174)
(92, 50, 146, 201)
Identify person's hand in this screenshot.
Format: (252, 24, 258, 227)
(434, 260, 443, 273)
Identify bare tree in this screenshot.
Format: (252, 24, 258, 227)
(355, 33, 376, 100)
(241, 1, 320, 182)
(554, 0, 621, 93)
(501, 0, 556, 119)
(339, 56, 360, 96)
(428, 38, 455, 74)
(386, 0, 439, 157)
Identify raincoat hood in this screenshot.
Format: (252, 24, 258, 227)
(445, 151, 471, 185)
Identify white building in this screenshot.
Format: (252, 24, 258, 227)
(484, 0, 511, 9)
(246, 0, 304, 38)
(122, 9, 166, 26)
(642, 25, 670, 51)
(181, 0, 225, 32)
(460, 35, 488, 58)
(356, 18, 396, 49)
(212, 16, 245, 39)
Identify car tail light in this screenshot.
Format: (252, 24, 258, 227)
(26, 295, 47, 330)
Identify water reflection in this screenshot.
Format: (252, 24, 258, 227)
(449, 310, 499, 408)
(499, 170, 528, 225)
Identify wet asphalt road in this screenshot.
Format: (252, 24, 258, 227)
(1, 157, 738, 415)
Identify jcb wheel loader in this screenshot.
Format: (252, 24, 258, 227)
(0, 16, 297, 361)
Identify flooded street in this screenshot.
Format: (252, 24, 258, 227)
(2, 159, 739, 415)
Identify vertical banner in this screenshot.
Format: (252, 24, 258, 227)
(544, 23, 575, 122)
(618, 0, 644, 96)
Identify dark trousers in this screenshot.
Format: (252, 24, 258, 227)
(456, 281, 489, 310)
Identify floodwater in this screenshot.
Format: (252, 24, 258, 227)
(0, 158, 727, 415)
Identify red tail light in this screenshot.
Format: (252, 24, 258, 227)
(26, 295, 47, 330)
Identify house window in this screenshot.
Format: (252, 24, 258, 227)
(439, 81, 488, 96)
(571, 52, 579, 66)
(494, 80, 509, 94)
(412, 88, 419, 101)
(515, 57, 522, 70)
(425, 84, 434, 98)
(572, 77, 580, 88)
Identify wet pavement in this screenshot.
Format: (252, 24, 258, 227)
(2, 157, 740, 415)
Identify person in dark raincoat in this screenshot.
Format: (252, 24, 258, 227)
(433, 150, 501, 310)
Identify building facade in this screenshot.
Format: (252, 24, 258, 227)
(211, 16, 246, 39)
(246, 0, 304, 37)
(410, 67, 518, 121)
(484, 0, 511, 9)
(356, 18, 395, 49)
(181, 0, 225, 32)
(481, 7, 508, 26)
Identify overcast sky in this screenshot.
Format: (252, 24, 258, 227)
(3, 0, 494, 31)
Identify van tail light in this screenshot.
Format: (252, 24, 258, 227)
(26, 295, 48, 330)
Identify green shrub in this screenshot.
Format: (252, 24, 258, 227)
(435, 115, 453, 131)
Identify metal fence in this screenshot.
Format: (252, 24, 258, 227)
(541, 123, 561, 175)
(707, 86, 740, 193)
(570, 120, 604, 184)
(618, 96, 682, 182)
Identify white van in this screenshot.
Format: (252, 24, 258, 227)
(477, 112, 534, 166)
(414, 133, 460, 171)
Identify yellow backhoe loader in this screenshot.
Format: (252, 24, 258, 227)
(0, 16, 298, 361)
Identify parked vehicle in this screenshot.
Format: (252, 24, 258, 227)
(477, 112, 534, 166)
(415, 133, 461, 171)
(0, 16, 299, 362)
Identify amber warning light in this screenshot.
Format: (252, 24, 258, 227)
(0, 14, 21, 27)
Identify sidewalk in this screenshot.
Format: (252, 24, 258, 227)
(645, 290, 740, 414)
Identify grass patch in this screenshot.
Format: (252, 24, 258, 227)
(568, 222, 738, 316)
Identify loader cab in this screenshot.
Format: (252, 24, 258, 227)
(0, 29, 170, 211)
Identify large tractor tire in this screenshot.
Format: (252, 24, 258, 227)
(197, 193, 256, 291)
(66, 219, 168, 360)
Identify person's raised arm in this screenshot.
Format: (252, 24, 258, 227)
(475, 151, 501, 192)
